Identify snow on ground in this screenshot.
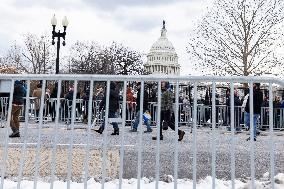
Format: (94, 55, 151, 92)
(3, 173, 284, 189)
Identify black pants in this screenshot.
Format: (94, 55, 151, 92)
(160, 110, 181, 137)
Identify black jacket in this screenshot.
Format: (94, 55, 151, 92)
(136, 88, 149, 112)
(99, 82, 119, 113)
(13, 81, 25, 105)
(245, 88, 263, 114)
(226, 95, 242, 106)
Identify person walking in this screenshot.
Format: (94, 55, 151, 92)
(245, 83, 263, 141)
(9, 80, 26, 137)
(129, 82, 152, 133)
(152, 81, 185, 141)
(95, 82, 120, 135)
(32, 83, 43, 121)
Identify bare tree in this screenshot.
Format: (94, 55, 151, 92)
(69, 41, 145, 75)
(187, 0, 284, 76)
(20, 33, 54, 74)
(107, 42, 145, 75)
(68, 41, 104, 74)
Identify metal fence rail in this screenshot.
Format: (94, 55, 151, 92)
(0, 74, 282, 189)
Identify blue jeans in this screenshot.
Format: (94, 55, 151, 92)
(132, 111, 151, 130)
(244, 112, 259, 139)
(100, 111, 118, 130)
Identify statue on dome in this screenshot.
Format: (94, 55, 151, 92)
(161, 20, 167, 37)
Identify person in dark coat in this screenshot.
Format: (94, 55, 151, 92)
(129, 82, 152, 132)
(50, 83, 58, 121)
(244, 83, 263, 141)
(226, 88, 242, 131)
(9, 80, 26, 137)
(82, 88, 91, 123)
(95, 82, 120, 135)
(152, 81, 185, 141)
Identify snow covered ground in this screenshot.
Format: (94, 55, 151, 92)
(3, 173, 284, 189)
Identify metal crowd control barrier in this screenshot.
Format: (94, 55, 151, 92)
(0, 97, 9, 128)
(2, 96, 284, 132)
(1, 97, 284, 131)
(0, 74, 283, 189)
(261, 107, 284, 131)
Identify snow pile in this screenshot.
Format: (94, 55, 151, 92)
(2, 174, 284, 189)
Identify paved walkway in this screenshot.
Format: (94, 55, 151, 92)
(0, 122, 283, 181)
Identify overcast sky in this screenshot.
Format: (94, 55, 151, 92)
(0, 0, 213, 75)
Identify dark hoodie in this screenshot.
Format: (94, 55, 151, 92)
(13, 80, 26, 105)
(245, 87, 263, 114)
(99, 82, 119, 113)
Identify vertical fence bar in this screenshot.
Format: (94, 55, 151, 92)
(230, 82, 235, 189)
(174, 82, 179, 189)
(50, 80, 62, 189)
(33, 80, 46, 189)
(118, 81, 127, 189)
(155, 81, 161, 189)
(249, 82, 255, 189)
(83, 80, 94, 189)
(211, 82, 216, 189)
(0, 79, 14, 189)
(192, 83, 197, 189)
(101, 81, 110, 189)
(67, 80, 78, 189)
(269, 83, 275, 189)
(17, 80, 30, 189)
(137, 81, 144, 189)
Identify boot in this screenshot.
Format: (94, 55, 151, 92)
(152, 135, 163, 140)
(144, 128, 153, 133)
(9, 131, 20, 138)
(129, 128, 137, 132)
(178, 130, 185, 141)
(111, 128, 119, 135)
(95, 127, 104, 134)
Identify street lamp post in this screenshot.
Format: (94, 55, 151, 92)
(51, 14, 69, 74)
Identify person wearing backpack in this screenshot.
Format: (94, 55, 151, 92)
(9, 80, 26, 138)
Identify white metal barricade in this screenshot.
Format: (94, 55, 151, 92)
(0, 74, 282, 189)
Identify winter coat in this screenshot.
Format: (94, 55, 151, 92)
(65, 91, 74, 100)
(50, 87, 58, 98)
(12, 81, 26, 105)
(99, 82, 119, 113)
(135, 88, 149, 112)
(245, 88, 263, 114)
(226, 95, 242, 106)
(281, 101, 284, 109)
(161, 89, 173, 111)
(126, 88, 134, 109)
(32, 88, 43, 110)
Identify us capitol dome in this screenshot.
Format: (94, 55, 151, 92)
(144, 20, 180, 75)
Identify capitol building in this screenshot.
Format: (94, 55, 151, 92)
(144, 21, 180, 75)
